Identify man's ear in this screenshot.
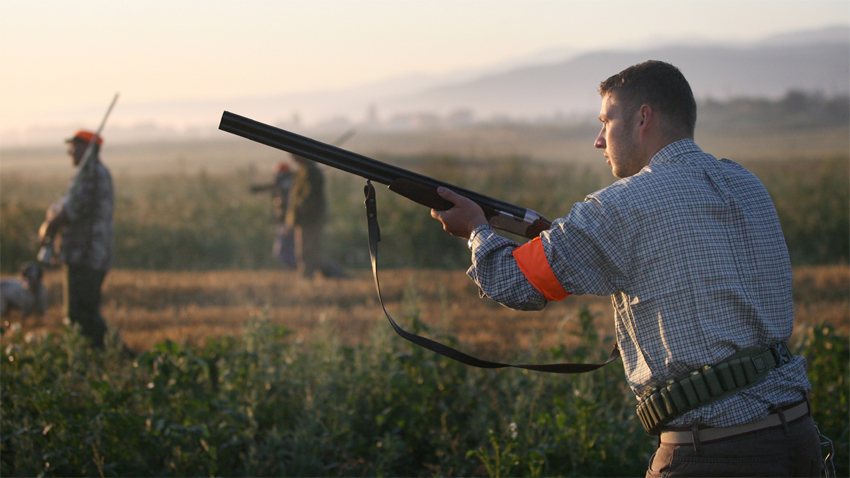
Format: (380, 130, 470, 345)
(637, 104, 654, 137)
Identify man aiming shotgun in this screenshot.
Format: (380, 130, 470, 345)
(431, 61, 829, 477)
(220, 60, 831, 476)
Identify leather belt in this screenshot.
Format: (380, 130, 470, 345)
(659, 399, 810, 445)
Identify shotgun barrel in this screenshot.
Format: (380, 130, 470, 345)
(219, 111, 551, 239)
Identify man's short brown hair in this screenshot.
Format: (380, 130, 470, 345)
(599, 60, 697, 138)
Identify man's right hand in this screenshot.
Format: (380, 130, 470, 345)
(37, 220, 57, 246)
(38, 201, 66, 245)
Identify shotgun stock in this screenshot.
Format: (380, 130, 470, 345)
(219, 111, 551, 239)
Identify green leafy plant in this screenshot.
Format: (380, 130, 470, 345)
(1, 291, 846, 477)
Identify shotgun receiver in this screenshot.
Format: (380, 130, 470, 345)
(219, 111, 551, 239)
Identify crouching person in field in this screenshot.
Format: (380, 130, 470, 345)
(38, 130, 131, 356)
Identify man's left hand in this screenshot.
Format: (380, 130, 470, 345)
(430, 187, 489, 239)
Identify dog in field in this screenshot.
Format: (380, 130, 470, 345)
(1, 262, 48, 319)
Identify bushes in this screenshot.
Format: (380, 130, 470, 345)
(111, 170, 274, 270)
(4, 297, 846, 477)
(0, 202, 45, 271)
(749, 156, 850, 265)
(3, 303, 653, 477)
(792, 322, 850, 478)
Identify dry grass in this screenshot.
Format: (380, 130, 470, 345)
(3, 265, 847, 356)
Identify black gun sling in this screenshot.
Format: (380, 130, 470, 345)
(363, 180, 620, 374)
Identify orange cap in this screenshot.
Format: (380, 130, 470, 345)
(66, 130, 103, 145)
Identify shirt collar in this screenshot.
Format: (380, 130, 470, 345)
(648, 138, 702, 166)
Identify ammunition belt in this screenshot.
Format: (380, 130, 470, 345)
(636, 342, 793, 435)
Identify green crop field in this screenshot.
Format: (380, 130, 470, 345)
(1, 276, 846, 476)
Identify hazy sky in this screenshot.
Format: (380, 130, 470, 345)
(1, 0, 848, 133)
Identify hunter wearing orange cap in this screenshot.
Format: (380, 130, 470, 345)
(64, 130, 103, 167)
(39, 129, 127, 354)
(66, 130, 104, 146)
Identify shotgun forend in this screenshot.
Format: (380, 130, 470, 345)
(219, 111, 552, 239)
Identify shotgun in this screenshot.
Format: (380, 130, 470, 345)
(219, 111, 551, 239)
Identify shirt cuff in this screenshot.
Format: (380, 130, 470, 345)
(467, 224, 493, 250)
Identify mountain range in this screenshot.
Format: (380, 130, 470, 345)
(385, 38, 849, 121)
(218, 25, 850, 124)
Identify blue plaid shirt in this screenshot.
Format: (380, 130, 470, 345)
(467, 139, 810, 428)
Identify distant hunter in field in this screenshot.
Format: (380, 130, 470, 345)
(251, 161, 297, 269)
(431, 60, 828, 477)
(38, 130, 130, 356)
(286, 154, 348, 279)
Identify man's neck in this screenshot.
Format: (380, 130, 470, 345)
(648, 135, 692, 161)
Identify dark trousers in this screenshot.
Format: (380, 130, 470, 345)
(647, 414, 823, 477)
(63, 264, 108, 348)
(273, 224, 297, 268)
(295, 222, 323, 278)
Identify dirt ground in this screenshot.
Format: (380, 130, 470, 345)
(2, 265, 847, 356)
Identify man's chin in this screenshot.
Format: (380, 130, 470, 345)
(611, 166, 632, 179)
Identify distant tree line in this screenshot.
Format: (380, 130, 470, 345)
(698, 91, 849, 129)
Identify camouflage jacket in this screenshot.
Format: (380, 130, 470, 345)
(285, 159, 326, 227)
(272, 169, 295, 223)
(58, 155, 114, 270)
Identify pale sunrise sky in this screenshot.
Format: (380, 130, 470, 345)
(0, 0, 848, 135)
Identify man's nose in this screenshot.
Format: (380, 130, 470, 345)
(594, 132, 605, 149)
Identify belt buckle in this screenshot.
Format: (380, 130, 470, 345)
(769, 343, 792, 366)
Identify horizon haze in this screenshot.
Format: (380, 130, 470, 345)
(1, 1, 848, 147)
